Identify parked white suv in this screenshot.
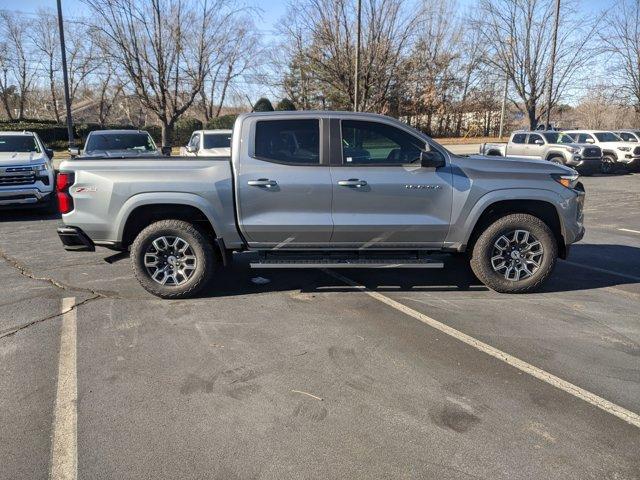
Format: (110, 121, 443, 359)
(565, 130, 640, 173)
(0, 131, 55, 209)
(181, 129, 232, 157)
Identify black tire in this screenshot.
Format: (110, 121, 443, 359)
(601, 154, 616, 174)
(470, 213, 558, 293)
(131, 219, 215, 299)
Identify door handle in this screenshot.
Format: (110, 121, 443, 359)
(247, 179, 278, 188)
(338, 179, 367, 187)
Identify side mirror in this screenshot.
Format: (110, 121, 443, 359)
(535, 139, 544, 145)
(185, 145, 195, 153)
(45, 148, 54, 159)
(161, 146, 172, 156)
(585, 138, 595, 144)
(420, 150, 445, 169)
(68, 147, 81, 157)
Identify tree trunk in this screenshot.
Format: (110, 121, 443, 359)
(161, 120, 174, 148)
(215, 65, 233, 118)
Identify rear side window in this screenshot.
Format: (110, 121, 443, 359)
(511, 134, 526, 144)
(254, 120, 320, 165)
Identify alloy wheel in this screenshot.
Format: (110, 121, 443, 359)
(490, 229, 544, 281)
(144, 236, 197, 286)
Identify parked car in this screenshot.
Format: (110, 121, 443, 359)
(56, 111, 585, 298)
(181, 129, 232, 157)
(479, 130, 602, 175)
(70, 130, 162, 158)
(564, 130, 640, 173)
(0, 131, 55, 209)
(614, 129, 640, 143)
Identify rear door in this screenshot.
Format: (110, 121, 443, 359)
(235, 117, 333, 248)
(506, 133, 528, 156)
(329, 118, 452, 248)
(525, 133, 545, 158)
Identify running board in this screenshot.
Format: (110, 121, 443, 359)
(250, 258, 444, 269)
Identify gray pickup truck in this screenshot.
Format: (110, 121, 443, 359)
(56, 112, 585, 298)
(480, 131, 602, 174)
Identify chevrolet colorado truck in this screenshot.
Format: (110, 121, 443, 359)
(0, 131, 55, 209)
(56, 112, 585, 298)
(480, 131, 602, 174)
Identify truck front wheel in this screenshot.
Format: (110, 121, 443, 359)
(470, 214, 557, 293)
(131, 219, 215, 299)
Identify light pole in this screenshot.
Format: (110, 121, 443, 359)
(354, 0, 361, 112)
(544, 0, 561, 129)
(498, 73, 508, 139)
(56, 0, 74, 149)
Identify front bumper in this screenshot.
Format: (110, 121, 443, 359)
(57, 226, 95, 252)
(0, 188, 53, 207)
(568, 156, 601, 174)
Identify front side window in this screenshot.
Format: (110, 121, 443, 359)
(576, 133, 595, 143)
(254, 119, 319, 165)
(203, 133, 231, 149)
(511, 133, 527, 144)
(340, 120, 425, 165)
(594, 132, 622, 142)
(0, 135, 41, 153)
(188, 134, 200, 150)
(85, 133, 156, 152)
(528, 134, 544, 145)
(542, 132, 573, 144)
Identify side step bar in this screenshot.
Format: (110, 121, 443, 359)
(250, 255, 444, 269)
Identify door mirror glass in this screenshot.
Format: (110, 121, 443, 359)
(420, 150, 445, 168)
(45, 148, 54, 159)
(68, 147, 80, 157)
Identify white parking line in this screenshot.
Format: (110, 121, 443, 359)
(50, 297, 78, 480)
(618, 228, 640, 235)
(561, 260, 640, 282)
(324, 270, 640, 429)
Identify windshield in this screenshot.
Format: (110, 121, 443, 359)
(203, 133, 231, 149)
(0, 135, 41, 153)
(542, 132, 574, 144)
(85, 132, 156, 152)
(594, 132, 622, 142)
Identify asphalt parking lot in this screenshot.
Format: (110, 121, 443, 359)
(1, 172, 639, 479)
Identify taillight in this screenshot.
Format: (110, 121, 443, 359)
(56, 172, 75, 214)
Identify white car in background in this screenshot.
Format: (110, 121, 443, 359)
(0, 131, 55, 209)
(614, 129, 640, 143)
(564, 130, 640, 173)
(181, 129, 232, 157)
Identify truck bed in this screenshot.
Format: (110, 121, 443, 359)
(58, 156, 243, 248)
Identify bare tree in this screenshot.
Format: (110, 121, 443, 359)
(84, 0, 229, 146)
(600, 0, 640, 113)
(476, 0, 599, 129)
(29, 9, 62, 122)
(0, 11, 38, 120)
(278, 0, 417, 112)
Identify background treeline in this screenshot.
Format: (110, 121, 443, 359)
(1, 0, 639, 146)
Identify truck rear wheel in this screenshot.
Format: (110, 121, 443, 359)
(131, 219, 215, 299)
(470, 214, 557, 293)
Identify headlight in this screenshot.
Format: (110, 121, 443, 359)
(617, 146, 631, 152)
(551, 172, 579, 189)
(566, 146, 580, 154)
(33, 163, 50, 172)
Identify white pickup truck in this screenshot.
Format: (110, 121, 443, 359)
(564, 130, 640, 173)
(479, 131, 602, 175)
(0, 131, 55, 209)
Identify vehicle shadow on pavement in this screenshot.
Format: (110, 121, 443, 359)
(199, 244, 639, 299)
(0, 209, 61, 222)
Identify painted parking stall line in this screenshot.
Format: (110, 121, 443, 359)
(324, 270, 640, 429)
(618, 228, 640, 235)
(50, 297, 78, 480)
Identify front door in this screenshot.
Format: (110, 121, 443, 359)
(236, 118, 333, 248)
(525, 133, 545, 158)
(329, 119, 453, 248)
